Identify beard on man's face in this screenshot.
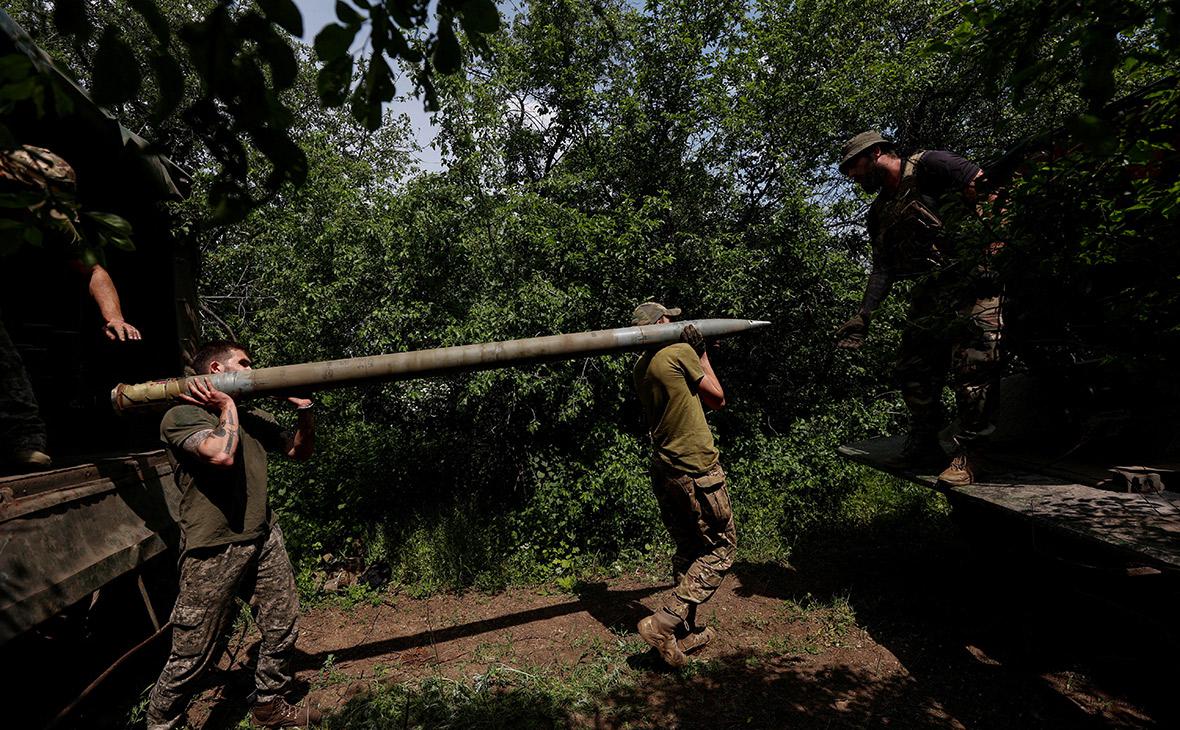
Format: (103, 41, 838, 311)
(859, 164, 885, 194)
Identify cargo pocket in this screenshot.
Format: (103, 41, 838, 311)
(169, 603, 212, 658)
(694, 470, 732, 526)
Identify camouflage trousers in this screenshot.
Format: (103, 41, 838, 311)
(895, 276, 1004, 451)
(147, 524, 300, 730)
(0, 319, 47, 454)
(650, 459, 737, 629)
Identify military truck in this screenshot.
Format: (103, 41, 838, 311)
(0, 10, 197, 726)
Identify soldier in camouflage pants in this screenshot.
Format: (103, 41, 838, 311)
(836, 131, 1004, 486)
(148, 525, 299, 729)
(650, 459, 737, 636)
(895, 274, 1004, 454)
(147, 341, 318, 729)
(632, 303, 735, 666)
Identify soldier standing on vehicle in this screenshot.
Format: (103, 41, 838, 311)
(1, 145, 142, 473)
(834, 130, 1003, 486)
(631, 302, 737, 667)
(146, 341, 321, 729)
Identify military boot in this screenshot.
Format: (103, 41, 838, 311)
(250, 697, 322, 728)
(679, 626, 716, 654)
(881, 433, 944, 469)
(937, 452, 976, 487)
(638, 611, 686, 667)
(4, 448, 52, 473)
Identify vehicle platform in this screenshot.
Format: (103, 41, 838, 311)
(838, 435, 1180, 574)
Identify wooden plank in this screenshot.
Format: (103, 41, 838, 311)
(837, 436, 1180, 573)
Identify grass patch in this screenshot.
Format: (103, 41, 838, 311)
(323, 661, 638, 729)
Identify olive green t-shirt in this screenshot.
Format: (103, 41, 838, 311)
(633, 343, 719, 475)
(160, 404, 287, 550)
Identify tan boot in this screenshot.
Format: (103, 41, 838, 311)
(251, 697, 323, 728)
(638, 613, 686, 667)
(7, 448, 52, 472)
(937, 452, 976, 487)
(679, 626, 716, 653)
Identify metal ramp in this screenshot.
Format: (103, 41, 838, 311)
(838, 435, 1180, 574)
(0, 451, 180, 643)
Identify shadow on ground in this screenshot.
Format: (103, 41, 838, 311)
(733, 518, 1179, 729)
(307, 522, 1177, 729)
(85, 513, 1178, 729)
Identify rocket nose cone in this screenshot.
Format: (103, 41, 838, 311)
(749, 320, 772, 329)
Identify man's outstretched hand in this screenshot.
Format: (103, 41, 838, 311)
(103, 319, 142, 341)
(835, 314, 867, 350)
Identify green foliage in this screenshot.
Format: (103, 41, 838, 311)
(940, 1, 1180, 388)
(193, 0, 938, 591)
(5, 0, 502, 220)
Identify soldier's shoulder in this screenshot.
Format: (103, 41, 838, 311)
(162, 403, 212, 425)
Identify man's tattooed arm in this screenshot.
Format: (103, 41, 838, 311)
(219, 409, 238, 456)
(179, 402, 240, 467)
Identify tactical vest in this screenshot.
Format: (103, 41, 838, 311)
(870, 150, 948, 278)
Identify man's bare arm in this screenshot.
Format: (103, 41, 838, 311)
(697, 351, 726, 410)
(177, 378, 239, 467)
(84, 264, 142, 341)
(283, 398, 315, 461)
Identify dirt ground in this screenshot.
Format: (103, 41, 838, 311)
(174, 528, 1178, 730)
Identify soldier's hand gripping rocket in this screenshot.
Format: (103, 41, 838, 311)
(680, 323, 707, 356)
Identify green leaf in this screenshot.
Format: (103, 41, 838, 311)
(17, 223, 42, 248)
(149, 53, 184, 119)
(432, 19, 462, 75)
(0, 191, 46, 208)
(84, 211, 134, 236)
(259, 34, 300, 89)
(91, 28, 142, 106)
(77, 245, 101, 267)
(458, 0, 500, 35)
(257, 0, 304, 38)
(52, 0, 91, 42)
(315, 23, 358, 61)
(316, 55, 354, 107)
(336, 1, 363, 25)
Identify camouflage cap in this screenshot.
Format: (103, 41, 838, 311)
(839, 130, 893, 172)
(631, 302, 682, 326)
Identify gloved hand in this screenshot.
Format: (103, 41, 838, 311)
(834, 313, 868, 350)
(680, 323, 707, 356)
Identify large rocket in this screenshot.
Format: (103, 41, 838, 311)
(111, 318, 771, 412)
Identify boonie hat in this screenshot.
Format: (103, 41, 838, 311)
(631, 301, 682, 326)
(839, 130, 892, 173)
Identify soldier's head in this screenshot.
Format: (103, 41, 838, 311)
(631, 301, 682, 326)
(192, 340, 253, 375)
(839, 130, 897, 194)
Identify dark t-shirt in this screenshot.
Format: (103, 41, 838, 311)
(161, 404, 288, 550)
(867, 150, 981, 241)
(861, 150, 983, 290)
(633, 343, 719, 475)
